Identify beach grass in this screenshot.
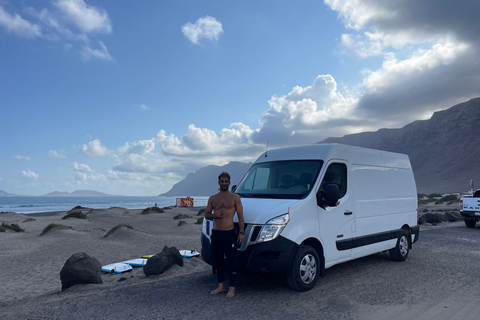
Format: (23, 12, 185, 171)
(40, 223, 70, 236)
(104, 224, 133, 238)
(62, 210, 88, 220)
(141, 207, 165, 214)
(0, 223, 25, 233)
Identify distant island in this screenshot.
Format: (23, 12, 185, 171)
(0, 190, 122, 197)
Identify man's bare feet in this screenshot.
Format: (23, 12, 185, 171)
(210, 284, 225, 295)
(226, 287, 235, 298)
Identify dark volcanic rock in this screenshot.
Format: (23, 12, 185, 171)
(60, 252, 102, 291)
(445, 211, 463, 222)
(143, 246, 184, 277)
(423, 213, 446, 223)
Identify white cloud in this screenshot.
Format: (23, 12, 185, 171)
(0, 2, 113, 61)
(325, 0, 480, 126)
(135, 104, 149, 110)
(0, 6, 42, 38)
(53, 0, 112, 34)
(363, 42, 470, 94)
(75, 171, 105, 181)
(49, 150, 67, 158)
(81, 139, 111, 157)
(117, 139, 155, 156)
(156, 123, 258, 157)
(80, 40, 113, 61)
(253, 75, 359, 145)
(13, 155, 31, 160)
(73, 162, 93, 172)
(182, 16, 223, 45)
(21, 169, 39, 180)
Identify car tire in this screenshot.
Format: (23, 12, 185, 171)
(286, 245, 320, 291)
(465, 219, 476, 228)
(390, 230, 410, 261)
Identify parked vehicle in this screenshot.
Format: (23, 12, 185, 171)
(201, 144, 419, 291)
(460, 190, 480, 228)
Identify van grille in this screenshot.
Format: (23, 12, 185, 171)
(234, 223, 263, 251)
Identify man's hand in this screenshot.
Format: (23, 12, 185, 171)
(213, 210, 223, 219)
(237, 234, 245, 243)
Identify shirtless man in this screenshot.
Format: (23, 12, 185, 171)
(205, 172, 245, 298)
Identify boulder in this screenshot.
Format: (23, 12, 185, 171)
(60, 252, 102, 291)
(143, 246, 183, 277)
(423, 213, 447, 223)
(445, 211, 463, 222)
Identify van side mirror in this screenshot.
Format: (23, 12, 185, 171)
(231, 185, 237, 192)
(317, 184, 341, 208)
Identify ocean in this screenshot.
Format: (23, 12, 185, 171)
(0, 196, 209, 214)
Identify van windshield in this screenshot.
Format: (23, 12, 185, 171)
(235, 160, 323, 199)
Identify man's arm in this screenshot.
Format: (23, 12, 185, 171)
(235, 194, 245, 243)
(204, 196, 214, 220)
(204, 196, 220, 220)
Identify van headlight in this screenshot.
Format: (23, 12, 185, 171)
(259, 214, 290, 242)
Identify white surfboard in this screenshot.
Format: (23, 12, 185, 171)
(142, 249, 200, 259)
(180, 249, 200, 258)
(122, 258, 147, 267)
(101, 262, 133, 274)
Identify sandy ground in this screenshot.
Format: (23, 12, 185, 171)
(0, 206, 209, 303)
(2, 201, 479, 320)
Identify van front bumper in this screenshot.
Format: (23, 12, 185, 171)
(201, 233, 298, 274)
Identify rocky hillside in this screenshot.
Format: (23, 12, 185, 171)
(322, 97, 480, 193)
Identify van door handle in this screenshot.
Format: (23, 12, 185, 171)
(344, 211, 353, 215)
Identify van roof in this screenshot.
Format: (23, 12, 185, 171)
(256, 143, 412, 169)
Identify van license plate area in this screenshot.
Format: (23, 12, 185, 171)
(474, 212, 480, 216)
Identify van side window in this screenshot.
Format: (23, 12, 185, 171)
(321, 163, 347, 198)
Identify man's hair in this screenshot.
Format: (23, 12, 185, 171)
(218, 172, 231, 181)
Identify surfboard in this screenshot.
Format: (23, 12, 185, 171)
(180, 249, 200, 258)
(142, 249, 199, 259)
(101, 262, 133, 274)
(122, 258, 147, 267)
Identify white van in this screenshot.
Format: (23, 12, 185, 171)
(201, 144, 419, 291)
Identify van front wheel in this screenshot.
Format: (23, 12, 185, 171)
(286, 245, 320, 291)
(389, 231, 409, 261)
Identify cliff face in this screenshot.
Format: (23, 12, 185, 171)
(322, 98, 480, 193)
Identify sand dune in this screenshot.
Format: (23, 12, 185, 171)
(0, 206, 208, 303)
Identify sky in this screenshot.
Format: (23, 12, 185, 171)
(1, 0, 480, 196)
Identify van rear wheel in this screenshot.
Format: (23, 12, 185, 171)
(286, 245, 320, 291)
(390, 231, 409, 261)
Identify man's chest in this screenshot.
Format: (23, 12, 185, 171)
(213, 197, 235, 209)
